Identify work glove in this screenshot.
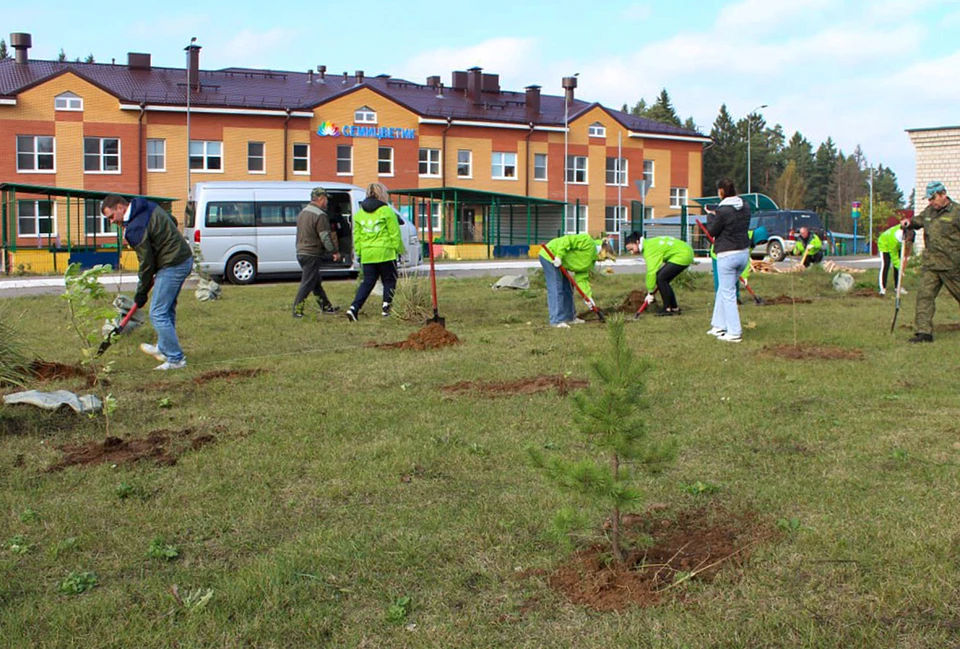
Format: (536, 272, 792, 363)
(552, 256, 563, 268)
(644, 293, 656, 305)
(584, 297, 596, 310)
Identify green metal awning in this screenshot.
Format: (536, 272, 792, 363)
(0, 183, 177, 204)
(693, 192, 779, 211)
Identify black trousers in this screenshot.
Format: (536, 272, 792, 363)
(293, 254, 332, 309)
(657, 262, 688, 310)
(350, 261, 398, 312)
(801, 250, 824, 267)
(879, 252, 900, 291)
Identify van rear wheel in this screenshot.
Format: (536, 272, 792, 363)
(768, 240, 786, 262)
(226, 253, 257, 285)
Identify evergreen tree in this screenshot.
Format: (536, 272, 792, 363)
(873, 164, 904, 208)
(773, 160, 807, 210)
(644, 89, 682, 127)
(808, 138, 838, 218)
(683, 116, 698, 132)
(702, 104, 738, 195)
(0, 40, 10, 61)
(58, 48, 67, 63)
(781, 132, 814, 191)
(827, 152, 866, 233)
(84, 53, 95, 64)
(631, 98, 648, 116)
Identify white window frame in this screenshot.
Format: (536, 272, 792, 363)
(355, 106, 377, 124)
(54, 91, 83, 111)
(643, 159, 655, 188)
(670, 187, 688, 209)
(418, 201, 442, 235)
(190, 140, 224, 173)
(588, 122, 606, 138)
(606, 157, 627, 186)
(491, 151, 517, 180)
(604, 205, 628, 233)
(336, 145, 353, 176)
(17, 200, 57, 237)
(534, 153, 547, 181)
(146, 138, 166, 172)
(292, 143, 309, 175)
(84, 198, 113, 236)
(83, 137, 121, 174)
(419, 148, 441, 177)
(456, 150, 472, 179)
(378, 146, 394, 176)
(564, 204, 587, 234)
(566, 155, 587, 184)
(16, 135, 56, 173)
(247, 141, 266, 174)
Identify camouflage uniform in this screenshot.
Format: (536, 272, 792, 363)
(910, 198, 960, 336)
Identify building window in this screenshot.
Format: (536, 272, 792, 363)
(292, 143, 309, 175)
(190, 140, 223, 172)
(54, 91, 83, 111)
(355, 106, 377, 124)
(566, 155, 587, 184)
(604, 205, 628, 233)
(17, 200, 56, 237)
(606, 157, 627, 186)
(564, 204, 587, 234)
(534, 153, 547, 181)
(16, 135, 55, 173)
(84, 199, 112, 236)
(670, 187, 688, 209)
(337, 145, 353, 175)
(378, 146, 394, 175)
(418, 201, 441, 235)
(588, 122, 606, 138)
(146, 139, 165, 172)
(83, 137, 121, 173)
(643, 159, 655, 188)
(457, 150, 472, 178)
(247, 142, 265, 173)
(419, 148, 441, 177)
(491, 152, 517, 179)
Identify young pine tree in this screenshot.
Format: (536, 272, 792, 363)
(528, 315, 677, 565)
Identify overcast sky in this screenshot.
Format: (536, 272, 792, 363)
(8, 0, 960, 195)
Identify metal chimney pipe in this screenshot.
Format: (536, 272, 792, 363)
(562, 75, 578, 106)
(10, 33, 32, 65)
(355, 70, 364, 84)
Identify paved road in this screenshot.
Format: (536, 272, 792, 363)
(0, 256, 882, 297)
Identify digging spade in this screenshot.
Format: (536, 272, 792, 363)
(541, 243, 606, 322)
(634, 288, 658, 319)
(695, 219, 765, 305)
(95, 304, 139, 358)
(423, 199, 445, 327)
(890, 228, 909, 333)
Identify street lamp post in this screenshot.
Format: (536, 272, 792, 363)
(185, 37, 197, 201)
(562, 73, 578, 233)
(746, 103, 768, 196)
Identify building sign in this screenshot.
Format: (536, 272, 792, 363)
(316, 121, 415, 140)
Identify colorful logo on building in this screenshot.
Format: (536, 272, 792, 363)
(317, 121, 341, 137)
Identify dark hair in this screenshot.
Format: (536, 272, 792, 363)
(100, 194, 129, 214)
(624, 231, 642, 246)
(716, 178, 737, 197)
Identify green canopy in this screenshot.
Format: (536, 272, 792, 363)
(693, 193, 779, 211)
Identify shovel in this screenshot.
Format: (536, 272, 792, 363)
(890, 230, 909, 333)
(541, 243, 606, 322)
(423, 200, 445, 327)
(95, 304, 139, 358)
(634, 288, 658, 319)
(695, 219, 765, 305)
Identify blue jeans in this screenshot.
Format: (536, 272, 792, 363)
(711, 250, 749, 336)
(150, 256, 193, 363)
(540, 257, 575, 325)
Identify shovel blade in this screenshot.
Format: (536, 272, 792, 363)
(426, 314, 446, 328)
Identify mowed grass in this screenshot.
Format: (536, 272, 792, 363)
(2, 265, 960, 648)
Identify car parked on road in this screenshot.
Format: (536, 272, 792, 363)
(748, 210, 828, 261)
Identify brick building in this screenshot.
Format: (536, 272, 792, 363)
(906, 125, 960, 206)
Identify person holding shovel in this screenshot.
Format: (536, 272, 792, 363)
(793, 227, 823, 267)
(624, 232, 694, 317)
(876, 224, 909, 296)
(538, 234, 615, 328)
(702, 178, 751, 342)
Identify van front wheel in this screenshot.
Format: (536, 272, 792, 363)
(226, 253, 257, 285)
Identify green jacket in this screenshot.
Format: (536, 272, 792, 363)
(877, 225, 902, 268)
(643, 236, 694, 292)
(353, 200, 404, 264)
(539, 233, 601, 298)
(911, 199, 960, 271)
(123, 199, 192, 305)
(793, 234, 822, 257)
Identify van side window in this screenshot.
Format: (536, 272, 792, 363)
(207, 202, 255, 227)
(257, 202, 304, 226)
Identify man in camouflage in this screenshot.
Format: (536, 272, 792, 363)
(902, 180, 960, 343)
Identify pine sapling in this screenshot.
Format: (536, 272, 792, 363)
(528, 314, 677, 565)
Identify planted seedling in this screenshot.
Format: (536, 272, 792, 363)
(681, 480, 720, 496)
(386, 596, 412, 624)
(59, 571, 98, 595)
(6, 535, 33, 555)
(147, 537, 180, 561)
(157, 397, 173, 409)
(19, 509, 39, 524)
(170, 585, 214, 613)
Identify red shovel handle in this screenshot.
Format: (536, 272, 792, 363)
(542, 244, 605, 322)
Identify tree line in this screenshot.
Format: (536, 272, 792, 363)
(622, 90, 907, 236)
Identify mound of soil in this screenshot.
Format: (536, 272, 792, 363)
(441, 374, 588, 397)
(760, 343, 863, 360)
(548, 507, 768, 611)
(192, 368, 265, 385)
(369, 323, 461, 350)
(577, 290, 652, 321)
(760, 295, 813, 306)
(46, 428, 215, 471)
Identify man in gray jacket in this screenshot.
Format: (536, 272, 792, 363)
(293, 187, 340, 318)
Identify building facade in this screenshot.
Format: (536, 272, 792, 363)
(907, 126, 960, 207)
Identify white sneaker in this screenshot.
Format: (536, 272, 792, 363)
(569, 318, 586, 325)
(898, 288, 908, 295)
(154, 359, 187, 371)
(706, 327, 726, 337)
(139, 343, 166, 362)
(879, 289, 886, 296)
(552, 322, 571, 329)
(717, 332, 742, 343)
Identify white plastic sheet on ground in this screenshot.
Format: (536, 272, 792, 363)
(195, 277, 222, 302)
(4, 390, 102, 414)
(492, 275, 530, 290)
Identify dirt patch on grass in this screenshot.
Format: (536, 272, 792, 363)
(849, 288, 883, 298)
(577, 290, 652, 321)
(760, 294, 813, 306)
(760, 343, 864, 360)
(548, 507, 768, 611)
(46, 428, 214, 471)
(441, 374, 588, 397)
(368, 323, 461, 350)
(192, 368, 266, 385)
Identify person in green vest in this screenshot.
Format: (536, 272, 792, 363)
(538, 234, 614, 328)
(876, 224, 909, 296)
(793, 227, 823, 267)
(345, 183, 406, 322)
(624, 232, 694, 316)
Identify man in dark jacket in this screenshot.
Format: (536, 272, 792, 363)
(101, 194, 193, 370)
(293, 187, 340, 318)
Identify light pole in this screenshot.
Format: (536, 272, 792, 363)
(185, 37, 197, 201)
(746, 103, 767, 196)
(562, 73, 579, 233)
(866, 159, 874, 255)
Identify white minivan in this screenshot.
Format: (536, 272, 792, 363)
(183, 181, 421, 284)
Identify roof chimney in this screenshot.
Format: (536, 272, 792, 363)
(185, 40, 201, 92)
(317, 65, 326, 82)
(481, 73, 500, 93)
(525, 85, 541, 120)
(562, 75, 578, 106)
(127, 52, 151, 70)
(467, 66, 483, 105)
(451, 70, 467, 90)
(307, 69, 314, 84)
(355, 70, 364, 84)
(426, 75, 440, 89)
(10, 33, 32, 65)
(342, 71, 348, 85)
(436, 82, 445, 99)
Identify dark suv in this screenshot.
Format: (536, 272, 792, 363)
(749, 210, 828, 261)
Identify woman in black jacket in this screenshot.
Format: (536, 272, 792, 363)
(704, 178, 751, 343)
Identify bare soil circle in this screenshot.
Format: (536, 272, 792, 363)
(441, 374, 587, 397)
(46, 428, 215, 471)
(759, 343, 863, 360)
(759, 295, 813, 306)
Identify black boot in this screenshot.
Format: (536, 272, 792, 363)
(908, 333, 933, 343)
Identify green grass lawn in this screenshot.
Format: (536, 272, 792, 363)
(2, 265, 960, 648)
